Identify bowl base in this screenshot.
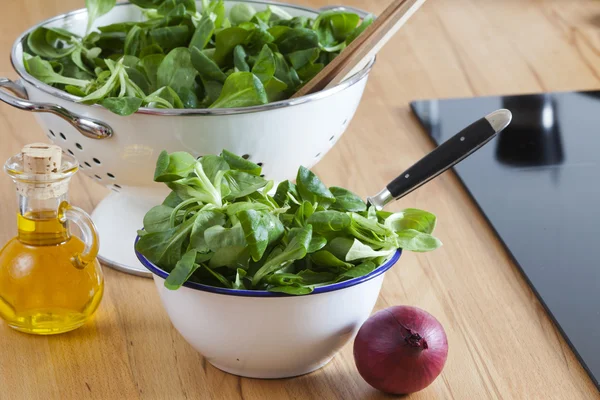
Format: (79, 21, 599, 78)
(92, 191, 166, 277)
(207, 356, 335, 379)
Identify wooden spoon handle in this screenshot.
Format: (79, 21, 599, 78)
(292, 0, 426, 99)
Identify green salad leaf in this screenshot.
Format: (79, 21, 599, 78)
(85, 0, 117, 34)
(143, 204, 175, 232)
(164, 249, 198, 289)
(230, 4, 256, 25)
(209, 71, 267, 108)
(153, 150, 196, 182)
(252, 224, 312, 285)
(239, 209, 284, 261)
(144, 86, 184, 108)
(296, 166, 335, 208)
(384, 208, 437, 234)
(306, 211, 351, 233)
(23, 1, 374, 114)
(191, 46, 227, 82)
(157, 47, 197, 94)
(24, 54, 91, 88)
(136, 211, 198, 267)
(27, 27, 78, 59)
(135, 150, 443, 295)
(222, 150, 261, 175)
(100, 96, 143, 116)
(329, 186, 367, 212)
(189, 15, 215, 50)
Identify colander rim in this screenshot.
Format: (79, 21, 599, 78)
(10, 0, 376, 116)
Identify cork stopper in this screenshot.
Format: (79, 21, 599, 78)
(16, 143, 70, 200)
(22, 143, 62, 174)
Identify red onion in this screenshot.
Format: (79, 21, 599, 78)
(353, 305, 448, 394)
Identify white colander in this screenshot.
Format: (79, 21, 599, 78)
(0, 0, 375, 276)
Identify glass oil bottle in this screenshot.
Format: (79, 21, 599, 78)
(0, 143, 104, 334)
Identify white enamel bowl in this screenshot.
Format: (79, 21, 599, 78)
(1, 1, 375, 276)
(136, 247, 401, 379)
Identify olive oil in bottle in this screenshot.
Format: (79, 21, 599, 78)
(0, 144, 103, 335)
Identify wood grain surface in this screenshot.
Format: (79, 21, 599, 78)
(1, 0, 599, 399)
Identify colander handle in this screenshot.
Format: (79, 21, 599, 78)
(0, 77, 113, 140)
(318, 5, 370, 18)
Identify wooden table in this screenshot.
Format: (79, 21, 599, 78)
(1, 0, 599, 398)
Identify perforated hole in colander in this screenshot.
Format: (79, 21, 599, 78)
(94, 175, 102, 180)
(84, 162, 91, 168)
(342, 119, 348, 125)
(67, 149, 74, 155)
(114, 184, 122, 189)
(257, 162, 263, 166)
(107, 173, 115, 179)
(242, 154, 250, 159)
(59, 132, 66, 140)
(49, 130, 56, 137)
(315, 152, 321, 158)
(75, 143, 83, 150)
(93, 158, 101, 165)
(329, 135, 335, 141)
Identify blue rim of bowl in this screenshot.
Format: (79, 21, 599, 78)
(135, 236, 401, 298)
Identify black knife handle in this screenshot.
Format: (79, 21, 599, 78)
(386, 117, 498, 199)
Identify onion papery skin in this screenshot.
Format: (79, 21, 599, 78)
(353, 306, 448, 394)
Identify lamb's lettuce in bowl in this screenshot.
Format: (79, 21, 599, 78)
(134, 150, 442, 295)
